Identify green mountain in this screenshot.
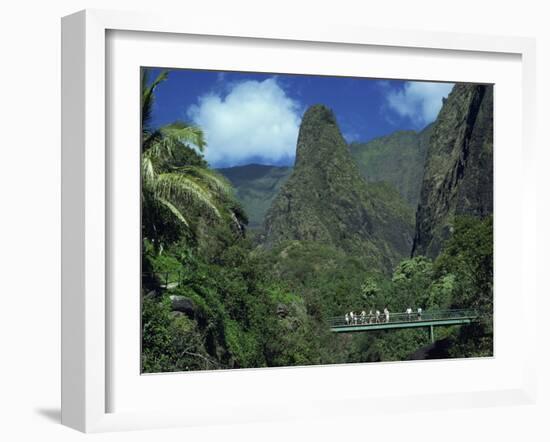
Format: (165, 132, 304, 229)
(263, 104, 415, 271)
(412, 84, 493, 258)
(220, 126, 432, 231)
(348, 125, 433, 207)
(217, 164, 292, 229)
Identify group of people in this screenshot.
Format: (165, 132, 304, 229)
(406, 307, 423, 321)
(343, 307, 423, 326)
(345, 308, 390, 325)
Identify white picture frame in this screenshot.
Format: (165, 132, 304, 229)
(61, 9, 537, 433)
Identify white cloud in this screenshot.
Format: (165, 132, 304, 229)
(385, 81, 454, 127)
(187, 78, 301, 167)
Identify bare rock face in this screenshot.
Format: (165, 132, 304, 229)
(412, 84, 493, 259)
(170, 295, 196, 317)
(263, 104, 414, 271)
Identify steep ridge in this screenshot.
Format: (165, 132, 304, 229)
(349, 124, 433, 207)
(263, 104, 414, 271)
(412, 84, 493, 258)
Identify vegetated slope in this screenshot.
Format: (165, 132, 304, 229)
(217, 164, 292, 229)
(349, 124, 433, 207)
(412, 84, 493, 259)
(263, 104, 414, 271)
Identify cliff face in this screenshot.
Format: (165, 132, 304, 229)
(349, 124, 433, 207)
(412, 84, 493, 259)
(263, 105, 414, 271)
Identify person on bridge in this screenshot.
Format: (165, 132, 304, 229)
(375, 310, 380, 323)
(406, 307, 412, 321)
(345, 313, 350, 325)
(384, 307, 390, 323)
(417, 307, 423, 321)
(361, 310, 366, 324)
(350, 311, 355, 325)
(368, 309, 374, 324)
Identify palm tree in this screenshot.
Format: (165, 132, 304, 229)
(141, 69, 244, 244)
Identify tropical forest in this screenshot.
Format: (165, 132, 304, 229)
(140, 68, 494, 373)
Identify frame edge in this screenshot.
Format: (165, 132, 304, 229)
(61, 9, 87, 432)
(61, 9, 108, 433)
(60, 7, 538, 432)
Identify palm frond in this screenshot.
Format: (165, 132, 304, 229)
(142, 129, 163, 153)
(145, 137, 175, 164)
(153, 173, 222, 220)
(139, 69, 243, 237)
(143, 123, 205, 162)
(141, 69, 169, 130)
(141, 155, 157, 187)
(157, 197, 190, 227)
(160, 121, 207, 152)
(176, 166, 233, 196)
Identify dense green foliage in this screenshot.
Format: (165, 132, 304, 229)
(433, 216, 494, 357)
(142, 232, 325, 372)
(142, 213, 493, 371)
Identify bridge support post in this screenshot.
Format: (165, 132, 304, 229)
(430, 325, 434, 343)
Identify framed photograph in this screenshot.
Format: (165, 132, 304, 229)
(61, 9, 537, 432)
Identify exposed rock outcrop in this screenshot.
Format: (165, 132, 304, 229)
(170, 295, 196, 317)
(412, 84, 493, 258)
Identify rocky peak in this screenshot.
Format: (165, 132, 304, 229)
(263, 104, 415, 272)
(295, 104, 345, 168)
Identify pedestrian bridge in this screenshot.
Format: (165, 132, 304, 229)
(328, 309, 479, 343)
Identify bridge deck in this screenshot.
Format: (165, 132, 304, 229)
(329, 309, 478, 333)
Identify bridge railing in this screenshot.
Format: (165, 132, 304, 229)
(328, 308, 479, 328)
(142, 271, 186, 289)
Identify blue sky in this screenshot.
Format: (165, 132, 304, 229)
(145, 68, 453, 168)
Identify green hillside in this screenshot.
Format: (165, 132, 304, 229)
(217, 164, 292, 229)
(349, 125, 432, 207)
